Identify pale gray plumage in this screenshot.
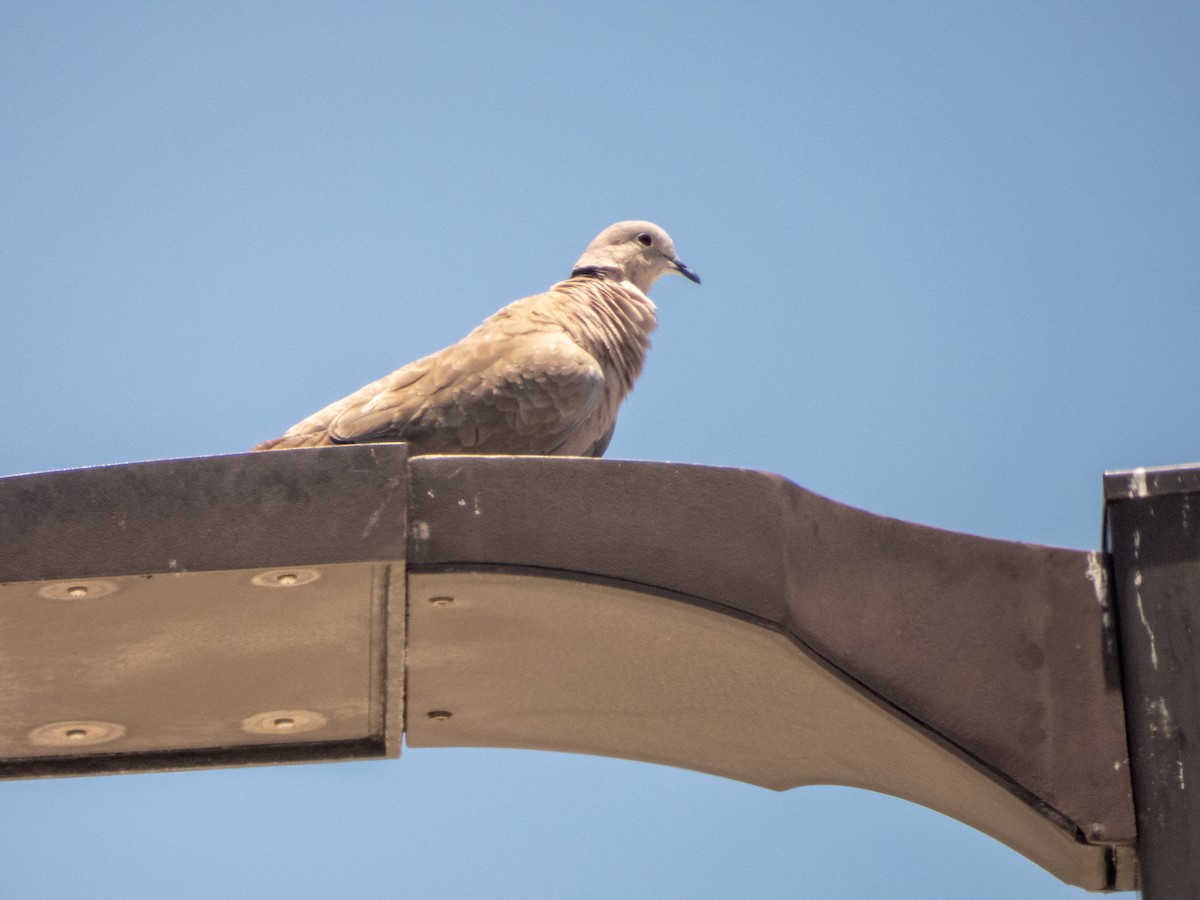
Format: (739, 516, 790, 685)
(253, 221, 699, 457)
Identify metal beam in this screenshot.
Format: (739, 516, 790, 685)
(0, 445, 409, 773)
(1107, 464, 1200, 899)
(0, 447, 1139, 890)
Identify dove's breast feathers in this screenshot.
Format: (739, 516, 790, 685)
(253, 275, 657, 457)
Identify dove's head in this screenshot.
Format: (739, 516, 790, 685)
(572, 221, 700, 294)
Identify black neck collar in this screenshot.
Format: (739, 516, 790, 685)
(571, 265, 618, 280)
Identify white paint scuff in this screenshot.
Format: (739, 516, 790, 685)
(1129, 467, 1149, 498)
(1085, 552, 1107, 606)
(361, 476, 403, 538)
(1148, 697, 1173, 736)
(1134, 570, 1160, 669)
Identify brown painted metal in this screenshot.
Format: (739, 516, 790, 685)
(0, 445, 410, 581)
(0, 446, 1138, 890)
(403, 568, 1134, 890)
(1107, 464, 1200, 900)
(408, 455, 1135, 848)
(0, 445, 408, 776)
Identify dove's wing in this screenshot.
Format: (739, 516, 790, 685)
(308, 327, 606, 455)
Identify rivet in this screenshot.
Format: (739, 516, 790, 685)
(427, 710, 453, 722)
(250, 569, 320, 588)
(38, 580, 118, 601)
(241, 709, 328, 735)
(429, 596, 454, 606)
(28, 721, 126, 747)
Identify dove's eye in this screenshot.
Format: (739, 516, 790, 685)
(636, 232, 653, 247)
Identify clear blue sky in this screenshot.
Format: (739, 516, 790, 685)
(2, 3, 1197, 897)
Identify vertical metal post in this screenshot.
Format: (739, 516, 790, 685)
(1107, 466, 1200, 899)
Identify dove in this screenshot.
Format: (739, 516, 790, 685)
(253, 221, 699, 457)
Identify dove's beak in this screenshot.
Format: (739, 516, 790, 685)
(671, 257, 701, 284)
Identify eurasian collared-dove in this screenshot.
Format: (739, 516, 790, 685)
(253, 221, 699, 457)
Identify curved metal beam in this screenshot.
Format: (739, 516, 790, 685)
(0, 447, 1136, 890)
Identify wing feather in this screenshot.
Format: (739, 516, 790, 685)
(324, 329, 606, 455)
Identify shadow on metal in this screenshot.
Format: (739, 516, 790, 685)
(0, 446, 1136, 891)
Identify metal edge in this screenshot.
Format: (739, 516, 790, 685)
(1104, 462, 1200, 502)
(0, 738, 388, 781)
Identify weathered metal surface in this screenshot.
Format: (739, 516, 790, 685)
(1107, 463, 1200, 900)
(0, 445, 408, 776)
(0, 445, 410, 581)
(405, 569, 1121, 890)
(0, 563, 398, 777)
(0, 447, 1138, 890)
(408, 456, 1135, 851)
